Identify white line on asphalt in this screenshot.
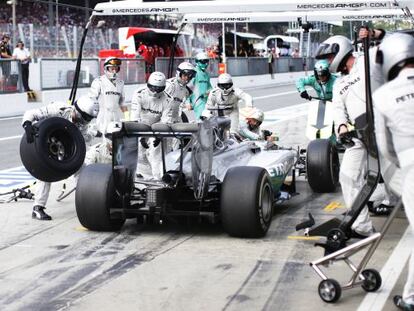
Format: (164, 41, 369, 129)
(0, 116, 22, 121)
(0, 135, 21, 142)
(253, 90, 298, 100)
(262, 102, 309, 125)
(357, 227, 414, 311)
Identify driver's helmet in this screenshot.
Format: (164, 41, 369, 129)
(176, 62, 196, 85)
(376, 32, 414, 81)
(217, 73, 233, 96)
(74, 96, 99, 123)
(315, 35, 353, 73)
(250, 109, 264, 123)
(147, 71, 166, 96)
(313, 59, 331, 81)
(104, 57, 122, 80)
(195, 52, 210, 71)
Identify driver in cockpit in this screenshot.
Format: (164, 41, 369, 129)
(238, 108, 274, 142)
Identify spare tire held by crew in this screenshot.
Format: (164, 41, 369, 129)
(20, 117, 86, 182)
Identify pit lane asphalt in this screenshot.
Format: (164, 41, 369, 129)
(0, 83, 409, 311)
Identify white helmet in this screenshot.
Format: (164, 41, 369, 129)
(104, 121, 122, 140)
(195, 52, 209, 61)
(106, 121, 122, 134)
(250, 109, 264, 123)
(195, 52, 210, 71)
(176, 62, 196, 85)
(74, 96, 99, 122)
(315, 35, 353, 73)
(217, 73, 233, 96)
(376, 32, 414, 81)
(147, 71, 166, 96)
(104, 57, 122, 80)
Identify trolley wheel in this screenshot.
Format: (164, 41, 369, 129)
(361, 269, 382, 292)
(327, 228, 346, 242)
(318, 279, 342, 303)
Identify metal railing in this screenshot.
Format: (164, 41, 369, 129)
(0, 59, 22, 94)
(40, 58, 99, 90)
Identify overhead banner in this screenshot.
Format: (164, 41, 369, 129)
(183, 10, 409, 23)
(93, 0, 413, 16)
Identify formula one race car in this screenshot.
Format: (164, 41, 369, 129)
(72, 116, 339, 238)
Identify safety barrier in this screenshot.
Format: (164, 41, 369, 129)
(40, 58, 146, 90)
(36, 56, 313, 91)
(0, 59, 22, 94)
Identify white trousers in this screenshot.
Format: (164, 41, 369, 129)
(370, 182, 399, 207)
(137, 138, 163, 179)
(339, 141, 374, 235)
(34, 181, 51, 207)
(402, 167, 414, 304)
(33, 171, 81, 208)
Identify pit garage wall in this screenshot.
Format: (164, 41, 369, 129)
(0, 70, 306, 118)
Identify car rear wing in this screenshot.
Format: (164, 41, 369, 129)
(121, 121, 199, 138)
(111, 121, 200, 194)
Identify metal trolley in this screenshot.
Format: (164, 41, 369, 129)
(310, 199, 402, 303)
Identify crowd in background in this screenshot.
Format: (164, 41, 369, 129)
(136, 42, 185, 74)
(0, 1, 301, 61)
(0, 1, 181, 58)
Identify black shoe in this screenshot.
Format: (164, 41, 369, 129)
(394, 295, 414, 311)
(368, 202, 394, 216)
(32, 205, 52, 220)
(349, 229, 370, 239)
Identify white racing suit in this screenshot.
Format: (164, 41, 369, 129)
(89, 75, 126, 134)
(332, 51, 395, 235)
(22, 102, 94, 208)
(373, 67, 414, 305)
(165, 77, 192, 123)
(85, 138, 112, 165)
(239, 121, 262, 140)
(165, 77, 192, 151)
(130, 87, 173, 179)
(202, 87, 253, 134)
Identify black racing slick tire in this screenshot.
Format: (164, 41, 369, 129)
(307, 139, 339, 193)
(76, 164, 125, 231)
(221, 166, 274, 238)
(20, 117, 86, 182)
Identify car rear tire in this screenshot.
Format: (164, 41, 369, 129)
(221, 166, 274, 238)
(307, 139, 339, 193)
(20, 117, 86, 182)
(76, 164, 125, 231)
